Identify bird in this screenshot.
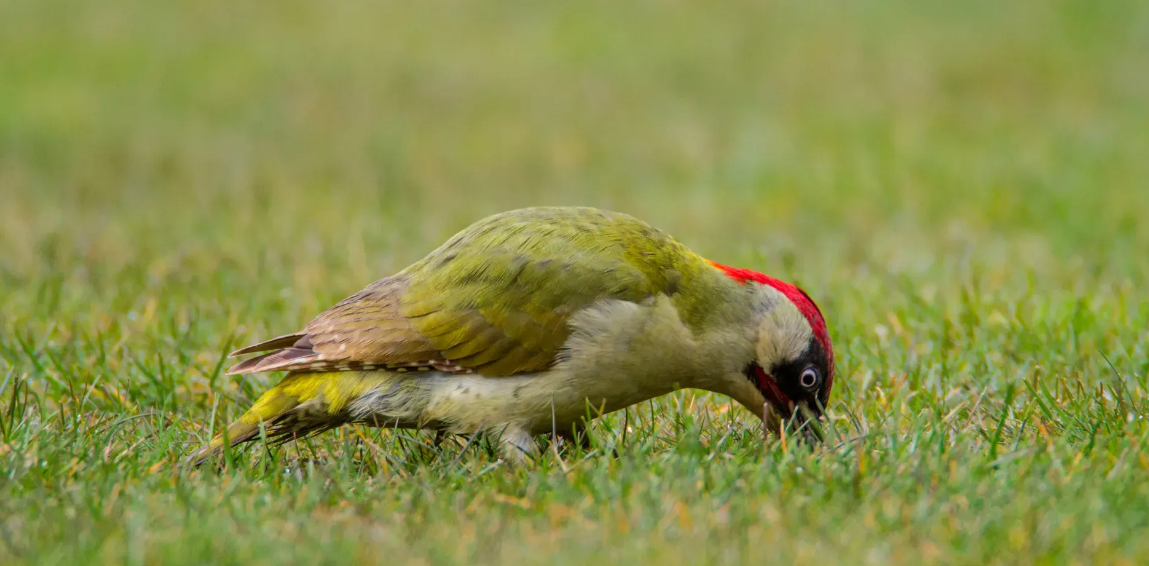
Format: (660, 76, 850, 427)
(188, 206, 834, 466)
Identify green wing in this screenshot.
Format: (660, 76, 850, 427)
(227, 207, 704, 376)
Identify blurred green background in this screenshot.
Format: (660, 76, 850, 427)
(1, 0, 1148, 564)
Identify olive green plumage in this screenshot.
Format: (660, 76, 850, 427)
(190, 206, 786, 467)
(227, 207, 733, 377)
(397, 207, 723, 373)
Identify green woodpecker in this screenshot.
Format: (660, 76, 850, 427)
(190, 207, 834, 465)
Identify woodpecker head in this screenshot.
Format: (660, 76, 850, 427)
(711, 262, 835, 443)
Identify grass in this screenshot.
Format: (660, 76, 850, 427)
(2, 0, 1148, 563)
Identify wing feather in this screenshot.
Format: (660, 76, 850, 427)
(226, 208, 702, 377)
(228, 333, 307, 357)
(227, 347, 319, 374)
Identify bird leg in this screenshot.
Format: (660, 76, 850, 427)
(556, 423, 592, 452)
(496, 426, 538, 466)
(557, 422, 621, 458)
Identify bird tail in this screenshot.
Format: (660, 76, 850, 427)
(186, 371, 353, 467)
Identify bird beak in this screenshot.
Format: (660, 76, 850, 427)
(748, 363, 825, 445)
(763, 398, 823, 445)
(791, 401, 825, 444)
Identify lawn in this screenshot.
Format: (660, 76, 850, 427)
(2, 0, 1148, 563)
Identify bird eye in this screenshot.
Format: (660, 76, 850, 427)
(799, 368, 819, 389)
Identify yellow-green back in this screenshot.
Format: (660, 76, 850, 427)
(396, 207, 736, 374)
